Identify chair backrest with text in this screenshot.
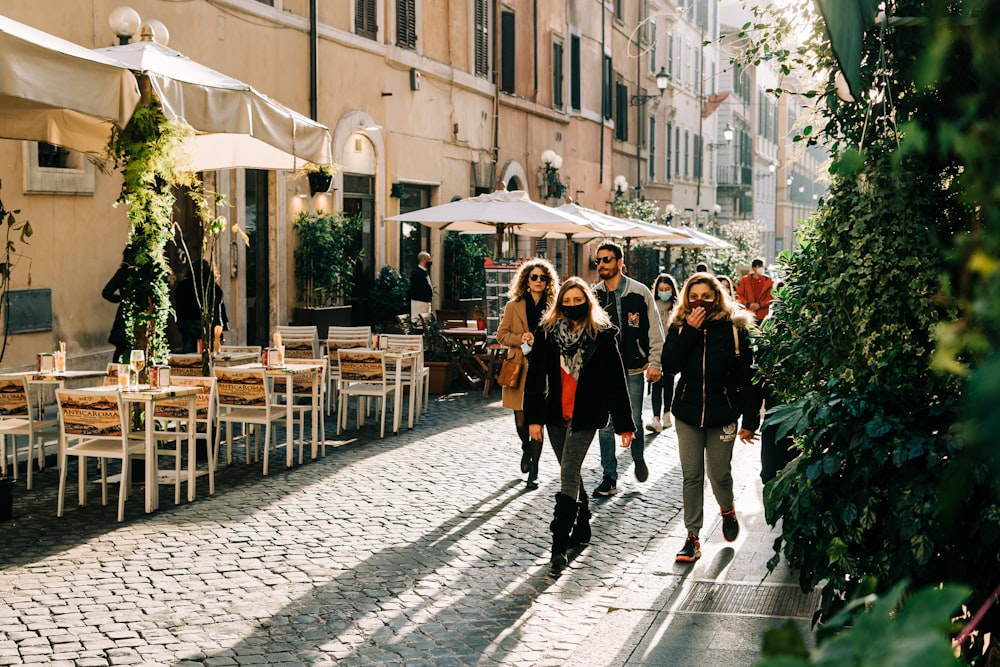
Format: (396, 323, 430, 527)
(214, 368, 269, 408)
(337, 349, 386, 385)
(0, 375, 29, 418)
(153, 376, 215, 421)
(276, 326, 319, 359)
(168, 354, 204, 377)
(56, 389, 125, 438)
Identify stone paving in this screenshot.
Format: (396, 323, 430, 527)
(0, 386, 793, 666)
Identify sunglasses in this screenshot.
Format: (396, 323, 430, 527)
(528, 274, 550, 282)
(595, 256, 617, 265)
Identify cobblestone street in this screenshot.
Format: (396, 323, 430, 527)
(0, 387, 789, 666)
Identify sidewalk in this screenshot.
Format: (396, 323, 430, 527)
(0, 388, 817, 666)
(567, 422, 818, 667)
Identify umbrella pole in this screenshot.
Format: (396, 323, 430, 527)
(494, 223, 505, 260)
(566, 233, 574, 277)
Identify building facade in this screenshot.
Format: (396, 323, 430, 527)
(0, 0, 824, 371)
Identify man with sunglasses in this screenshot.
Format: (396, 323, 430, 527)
(591, 242, 664, 496)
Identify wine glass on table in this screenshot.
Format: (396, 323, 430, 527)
(129, 349, 146, 387)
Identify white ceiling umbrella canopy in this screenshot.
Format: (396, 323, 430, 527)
(94, 40, 332, 171)
(0, 15, 140, 155)
(671, 225, 736, 250)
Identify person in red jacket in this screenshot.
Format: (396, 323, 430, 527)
(736, 258, 773, 322)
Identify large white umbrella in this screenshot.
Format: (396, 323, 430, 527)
(94, 39, 331, 171)
(672, 225, 736, 250)
(555, 203, 691, 242)
(387, 189, 594, 258)
(0, 15, 140, 156)
(387, 189, 592, 235)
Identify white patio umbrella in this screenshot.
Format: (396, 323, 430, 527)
(94, 39, 331, 171)
(387, 189, 594, 257)
(0, 15, 140, 156)
(555, 203, 691, 243)
(673, 225, 736, 250)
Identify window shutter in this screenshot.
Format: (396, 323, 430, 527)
(553, 42, 564, 110)
(500, 11, 516, 94)
(615, 81, 628, 141)
(602, 55, 612, 119)
(396, 0, 416, 50)
(474, 0, 489, 78)
(570, 35, 581, 111)
(356, 0, 377, 40)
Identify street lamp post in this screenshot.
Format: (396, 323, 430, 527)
(628, 67, 670, 195)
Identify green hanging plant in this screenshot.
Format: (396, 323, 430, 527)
(106, 95, 196, 367)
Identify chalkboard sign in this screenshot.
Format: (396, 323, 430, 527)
(3, 289, 53, 334)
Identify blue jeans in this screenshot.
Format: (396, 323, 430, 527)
(598, 372, 645, 480)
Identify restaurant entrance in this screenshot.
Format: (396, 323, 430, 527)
(244, 169, 270, 346)
(343, 173, 374, 325)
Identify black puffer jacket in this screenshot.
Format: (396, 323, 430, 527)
(524, 326, 635, 433)
(661, 313, 759, 430)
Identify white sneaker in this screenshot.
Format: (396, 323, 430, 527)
(663, 413, 672, 429)
(646, 416, 662, 433)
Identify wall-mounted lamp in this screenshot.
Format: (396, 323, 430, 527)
(630, 67, 671, 106)
(708, 123, 735, 150)
(712, 204, 722, 215)
(663, 203, 677, 223)
(768, 160, 778, 173)
(613, 174, 629, 198)
(540, 150, 566, 199)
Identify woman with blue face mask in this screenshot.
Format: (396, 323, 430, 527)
(646, 273, 679, 433)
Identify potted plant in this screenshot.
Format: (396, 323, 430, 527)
(306, 163, 333, 195)
(370, 265, 409, 333)
(292, 210, 363, 330)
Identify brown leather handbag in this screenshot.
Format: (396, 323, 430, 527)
(496, 355, 523, 387)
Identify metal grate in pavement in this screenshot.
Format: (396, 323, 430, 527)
(675, 580, 821, 619)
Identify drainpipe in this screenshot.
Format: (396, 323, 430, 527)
(309, 0, 318, 120)
(492, 0, 500, 187)
(599, 0, 605, 187)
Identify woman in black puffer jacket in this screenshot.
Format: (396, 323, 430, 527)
(662, 272, 760, 563)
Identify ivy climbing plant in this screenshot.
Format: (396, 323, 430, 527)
(731, 0, 1000, 657)
(106, 94, 195, 367)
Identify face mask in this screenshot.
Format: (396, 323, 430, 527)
(689, 299, 715, 312)
(754, 267, 763, 276)
(658, 290, 673, 302)
(560, 303, 588, 321)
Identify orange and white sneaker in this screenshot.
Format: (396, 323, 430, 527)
(675, 535, 701, 562)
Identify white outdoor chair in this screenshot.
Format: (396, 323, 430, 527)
(324, 326, 372, 414)
(276, 326, 319, 359)
(378, 334, 429, 424)
(336, 349, 397, 439)
(55, 388, 145, 522)
(0, 374, 59, 490)
(213, 367, 286, 476)
(131, 376, 217, 504)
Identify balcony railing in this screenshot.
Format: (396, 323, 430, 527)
(716, 165, 752, 189)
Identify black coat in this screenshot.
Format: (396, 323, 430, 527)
(406, 266, 433, 302)
(661, 315, 760, 430)
(102, 267, 128, 347)
(523, 325, 636, 433)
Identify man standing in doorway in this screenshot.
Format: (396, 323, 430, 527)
(407, 251, 433, 322)
(592, 242, 664, 496)
(736, 258, 774, 322)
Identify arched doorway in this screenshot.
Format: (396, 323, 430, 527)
(340, 131, 376, 323)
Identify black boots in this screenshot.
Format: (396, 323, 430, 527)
(516, 423, 532, 474)
(550, 492, 578, 575)
(569, 487, 591, 547)
(526, 439, 543, 489)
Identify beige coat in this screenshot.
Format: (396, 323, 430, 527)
(495, 298, 539, 410)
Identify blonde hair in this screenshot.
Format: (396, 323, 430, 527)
(669, 272, 753, 330)
(540, 276, 610, 338)
(507, 258, 559, 306)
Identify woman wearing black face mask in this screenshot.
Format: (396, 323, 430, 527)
(661, 272, 760, 564)
(524, 277, 635, 575)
